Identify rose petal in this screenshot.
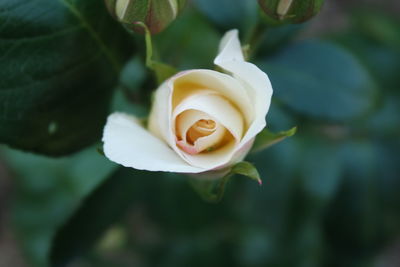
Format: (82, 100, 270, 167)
(172, 70, 253, 126)
(148, 80, 172, 143)
(103, 112, 205, 173)
(175, 109, 226, 154)
(214, 29, 273, 147)
(217, 29, 245, 62)
(176, 109, 214, 143)
(194, 124, 226, 153)
(171, 93, 243, 169)
(173, 93, 244, 141)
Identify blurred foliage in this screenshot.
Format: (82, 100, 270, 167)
(0, 1, 400, 267)
(260, 40, 377, 121)
(0, 147, 116, 266)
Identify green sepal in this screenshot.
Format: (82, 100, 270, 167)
(251, 126, 297, 153)
(231, 161, 262, 185)
(136, 22, 178, 84)
(189, 161, 262, 203)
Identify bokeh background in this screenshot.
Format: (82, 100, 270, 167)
(1, 0, 400, 266)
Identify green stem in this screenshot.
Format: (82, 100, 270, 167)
(134, 22, 178, 85)
(245, 20, 269, 60)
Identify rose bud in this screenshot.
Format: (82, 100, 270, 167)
(102, 30, 273, 176)
(105, 0, 186, 34)
(258, 0, 325, 24)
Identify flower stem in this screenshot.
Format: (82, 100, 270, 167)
(245, 20, 269, 60)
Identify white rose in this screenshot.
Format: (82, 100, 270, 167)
(102, 30, 273, 174)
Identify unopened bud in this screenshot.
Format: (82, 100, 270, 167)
(258, 0, 325, 24)
(105, 0, 186, 34)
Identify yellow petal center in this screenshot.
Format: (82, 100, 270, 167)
(187, 119, 216, 145)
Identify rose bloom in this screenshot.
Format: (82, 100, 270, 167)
(102, 30, 273, 174)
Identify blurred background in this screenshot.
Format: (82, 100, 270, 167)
(1, 0, 400, 266)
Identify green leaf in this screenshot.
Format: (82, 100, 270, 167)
(189, 161, 262, 203)
(333, 32, 400, 92)
(49, 167, 178, 267)
(0, 145, 117, 267)
(260, 40, 377, 121)
(251, 126, 297, 153)
(0, 0, 132, 155)
(50, 167, 138, 267)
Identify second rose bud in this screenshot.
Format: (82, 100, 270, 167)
(105, 0, 186, 34)
(258, 0, 325, 25)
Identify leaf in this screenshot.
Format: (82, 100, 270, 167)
(1, 145, 117, 267)
(251, 126, 297, 153)
(259, 41, 377, 121)
(50, 166, 231, 266)
(189, 161, 262, 203)
(50, 167, 141, 267)
(0, 0, 133, 155)
(324, 140, 387, 261)
(333, 32, 400, 92)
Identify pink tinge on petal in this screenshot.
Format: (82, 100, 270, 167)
(176, 140, 199, 155)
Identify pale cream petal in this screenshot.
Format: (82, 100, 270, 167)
(172, 70, 253, 126)
(171, 93, 243, 169)
(173, 93, 244, 141)
(194, 124, 226, 153)
(214, 29, 273, 147)
(217, 29, 245, 62)
(182, 140, 237, 170)
(175, 109, 214, 143)
(148, 80, 172, 142)
(103, 113, 205, 173)
(175, 109, 227, 154)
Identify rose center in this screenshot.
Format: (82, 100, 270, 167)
(186, 119, 217, 145)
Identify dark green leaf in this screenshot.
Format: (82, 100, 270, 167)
(49, 167, 182, 267)
(50, 167, 139, 267)
(260, 41, 377, 121)
(251, 126, 297, 153)
(0, 146, 116, 267)
(333, 32, 400, 92)
(0, 0, 132, 155)
(324, 140, 388, 264)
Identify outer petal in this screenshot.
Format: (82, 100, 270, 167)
(103, 113, 205, 173)
(148, 80, 172, 142)
(214, 29, 273, 147)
